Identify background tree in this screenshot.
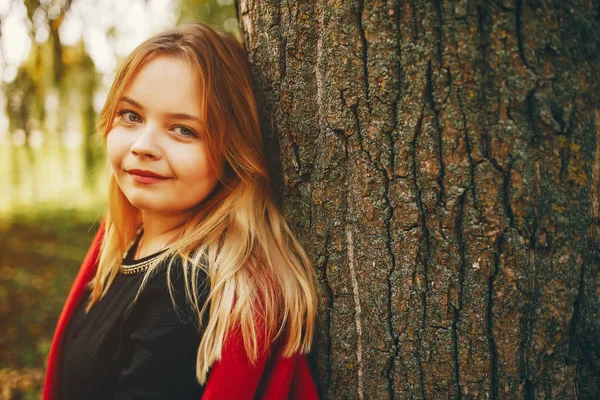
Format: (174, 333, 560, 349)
(238, 0, 600, 398)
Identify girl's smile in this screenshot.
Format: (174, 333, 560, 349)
(126, 169, 170, 184)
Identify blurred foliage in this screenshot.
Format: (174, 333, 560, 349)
(178, 0, 237, 29)
(0, 368, 43, 400)
(0, 0, 236, 398)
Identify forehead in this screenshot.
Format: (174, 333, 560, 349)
(122, 55, 202, 114)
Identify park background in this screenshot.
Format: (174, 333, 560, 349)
(0, 1, 235, 398)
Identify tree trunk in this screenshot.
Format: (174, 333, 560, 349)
(237, 0, 600, 398)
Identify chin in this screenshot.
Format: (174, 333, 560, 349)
(124, 193, 161, 212)
(126, 195, 189, 217)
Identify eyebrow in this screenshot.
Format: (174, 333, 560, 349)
(119, 96, 202, 123)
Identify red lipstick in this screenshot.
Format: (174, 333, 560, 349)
(127, 169, 168, 184)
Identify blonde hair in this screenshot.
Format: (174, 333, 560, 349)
(87, 23, 318, 384)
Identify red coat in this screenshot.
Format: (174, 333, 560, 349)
(43, 220, 319, 399)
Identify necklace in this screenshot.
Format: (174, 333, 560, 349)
(118, 228, 164, 275)
(119, 254, 163, 275)
(118, 226, 183, 275)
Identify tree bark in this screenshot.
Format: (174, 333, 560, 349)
(237, 0, 600, 398)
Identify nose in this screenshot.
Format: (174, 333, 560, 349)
(130, 123, 162, 159)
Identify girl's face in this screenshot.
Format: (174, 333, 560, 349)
(106, 55, 219, 218)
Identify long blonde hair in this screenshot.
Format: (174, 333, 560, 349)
(87, 23, 318, 384)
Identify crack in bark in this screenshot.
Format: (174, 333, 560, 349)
(525, 85, 539, 145)
(442, 66, 452, 104)
(383, 2, 404, 396)
(559, 137, 572, 182)
(493, 0, 514, 12)
(524, 378, 535, 399)
(426, 59, 447, 208)
(356, 0, 372, 115)
(556, 97, 578, 182)
(502, 163, 515, 227)
(521, 165, 541, 389)
(351, 102, 387, 180)
(488, 232, 504, 400)
(412, 106, 430, 399)
(234, 0, 241, 20)
(290, 140, 302, 174)
(405, 0, 419, 41)
(482, 11, 516, 394)
(515, 0, 530, 69)
(432, 0, 444, 65)
(319, 230, 334, 394)
(476, 4, 492, 161)
(457, 90, 481, 214)
(283, 0, 295, 26)
(567, 260, 586, 362)
(312, 2, 333, 394)
(452, 189, 468, 400)
(384, 140, 398, 400)
(275, 3, 287, 91)
(521, 234, 538, 398)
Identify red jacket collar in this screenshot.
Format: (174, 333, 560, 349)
(43, 220, 319, 400)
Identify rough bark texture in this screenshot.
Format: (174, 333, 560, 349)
(237, 0, 600, 398)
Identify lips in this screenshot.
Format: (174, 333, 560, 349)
(127, 169, 167, 179)
(127, 169, 169, 184)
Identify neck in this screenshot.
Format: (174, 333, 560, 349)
(136, 210, 191, 258)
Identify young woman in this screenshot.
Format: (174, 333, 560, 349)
(43, 23, 319, 399)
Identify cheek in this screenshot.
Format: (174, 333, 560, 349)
(176, 154, 219, 192)
(178, 159, 212, 182)
(105, 129, 126, 170)
(173, 144, 214, 178)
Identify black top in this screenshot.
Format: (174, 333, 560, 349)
(60, 243, 209, 400)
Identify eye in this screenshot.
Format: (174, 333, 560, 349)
(117, 110, 142, 123)
(173, 126, 198, 138)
